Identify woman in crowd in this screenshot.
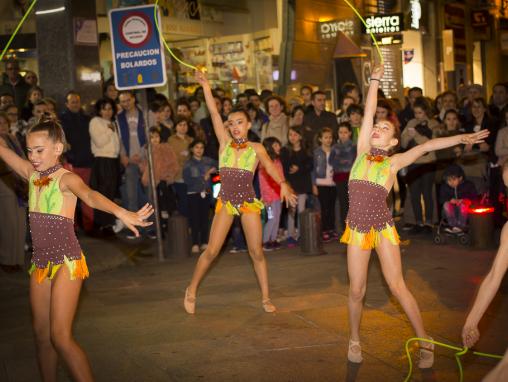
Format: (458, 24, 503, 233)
(89, 98, 121, 234)
(261, 96, 289, 146)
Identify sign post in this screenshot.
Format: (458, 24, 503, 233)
(109, 4, 166, 262)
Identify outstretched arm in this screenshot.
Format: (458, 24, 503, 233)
(253, 143, 297, 207)
(462, 222, 508, 348)
(195, 70, 229, 147)
(357, 64, 384, 154)
(0, 136, 33, 180)
(62, 172, 154, 237)
(391, 130, 489, 172)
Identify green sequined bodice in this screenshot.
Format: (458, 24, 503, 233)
(29, 172, 64, 214)
(219, 142, 257, 172)
(349, 153, 391, 186)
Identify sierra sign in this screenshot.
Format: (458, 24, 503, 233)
(362, 13, 404, 35)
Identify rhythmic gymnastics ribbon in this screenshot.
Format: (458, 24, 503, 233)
(342, 0, 384, 64)
(153, 0, 200, 71)
(404, 337, 503, 382)
(0, 0, 38, 62)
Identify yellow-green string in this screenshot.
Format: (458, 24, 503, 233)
(153, 0, 200, 71)
(404, 337, 503, 382)
(342, 0, 384, 64)
(0, 0, 38, 62)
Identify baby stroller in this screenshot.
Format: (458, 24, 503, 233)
(433, 217, 471, 246)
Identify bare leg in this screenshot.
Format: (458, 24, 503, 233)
(30, 275, 58, 382)
(376, 237, 427, 339)
(347, 245, 371, 342)
(187, 207, 234, 296)
(50, 266, 94, 382)
(241, 212, 271, 303)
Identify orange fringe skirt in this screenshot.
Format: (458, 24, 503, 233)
(340, 223, 401, 250)
(28, 254, 89, 283)
(215, 197, 264, 216)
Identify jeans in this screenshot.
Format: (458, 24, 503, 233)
(263, 200, 282, 243)
(120, 163, 147, 212)
(443, 201, 468, 227)
(173, 182, 189, 217)
(287, 194, 307, 239)
(73, 167, 94, 231)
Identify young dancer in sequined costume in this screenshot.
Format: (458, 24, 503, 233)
(184, 71, 296, 314)
(0, 118, 153, 381)
(340, 64, 489, 368)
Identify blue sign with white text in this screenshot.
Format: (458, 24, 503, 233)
(108, 4, 167, 90)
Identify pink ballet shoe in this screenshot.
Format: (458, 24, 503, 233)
(348, 339, 363, 363)
(184, 288, 196, 314)
(262, 298, 276, 313)
(418, 338, 434, 369)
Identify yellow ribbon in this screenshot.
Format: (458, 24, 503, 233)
(342, 0, 384, 64)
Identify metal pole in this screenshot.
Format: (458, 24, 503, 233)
(139, 89, 164, 262)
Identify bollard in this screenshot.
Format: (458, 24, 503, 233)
(299, 209, 326, 256)
(167, 212, 190, 258)
(468, 206, 494, 249)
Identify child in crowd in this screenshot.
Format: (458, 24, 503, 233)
(141, 127, 179, 223)
(312, 127, 338, 242)
(260, 137, 285, 251)
(280, 125, 313, 247)
(346, 104, 363, 144)
(168, 117, 194, 216)
(438, 164, 477, 233)
(331, 122, 357, 231)
(0, 118, 152, 381)
(183, 140, 217, 254)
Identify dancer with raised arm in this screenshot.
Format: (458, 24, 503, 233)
(340, 64, 489, 368)
(184, 71, 296, 314)
(462, 161, 508, 381)
(0, 117, 153, 382)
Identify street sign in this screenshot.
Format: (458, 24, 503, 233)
(108, 4, 167, 90)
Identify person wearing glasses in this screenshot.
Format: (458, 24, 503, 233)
(0, 58, 30, 110)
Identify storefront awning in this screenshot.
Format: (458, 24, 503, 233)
(333, 31, 365, 58)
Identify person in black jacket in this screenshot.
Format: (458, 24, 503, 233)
(439, 164, 478, 233)
(59, 90, 94, 232)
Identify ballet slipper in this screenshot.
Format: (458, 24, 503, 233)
(418, 337, 434, 369)
(348, 339, 363, 363)
(184, 287, 196, 314)
(262, 298, 276, 313)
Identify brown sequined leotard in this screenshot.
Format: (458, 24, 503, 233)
(28, 164, 88, 283)
(340, 148, 400, 249)
(215, 141, 264, 215)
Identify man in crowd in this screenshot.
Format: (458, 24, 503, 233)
(398, 86, 423, 130)
(300, 85, 313, 112)
(489, 82, 508, 122)
(0, 59, 30, 110)
(303, 90, 338, 145)
(59, 90, 94, 233)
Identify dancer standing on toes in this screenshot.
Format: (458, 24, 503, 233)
(184, 71, 296, 314)
(339, 64, 489, 368)
(0, 117, 153, 382)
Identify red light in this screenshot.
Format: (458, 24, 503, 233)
(212, 175, 220, 183)
(468, 207, 494, 215)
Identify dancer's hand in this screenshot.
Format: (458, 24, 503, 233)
(280, 182, 297, 208)
(371, 64, 384, 80)
(117, 203, 154, 237)
(462, 324, 480, 348)
(460, 130, 489, 145)
(195, 70, 209, 87)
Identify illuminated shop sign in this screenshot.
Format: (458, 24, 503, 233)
(410, 0, 421, 30)
(318, 18, 355, 40)
(362, 13, 403, 35)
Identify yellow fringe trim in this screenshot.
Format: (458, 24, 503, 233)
(340, 223, 401, 249)
(29, 254, 89, 284)
(215, 197, 264, 216)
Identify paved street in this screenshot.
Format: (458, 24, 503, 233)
(1, 235, 507, 382)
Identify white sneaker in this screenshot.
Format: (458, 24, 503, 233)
(451, 227, 463, 233)
(161, 211, 169, 219)
(112, 219, 125, 233)
(191, 245, 200, 254)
